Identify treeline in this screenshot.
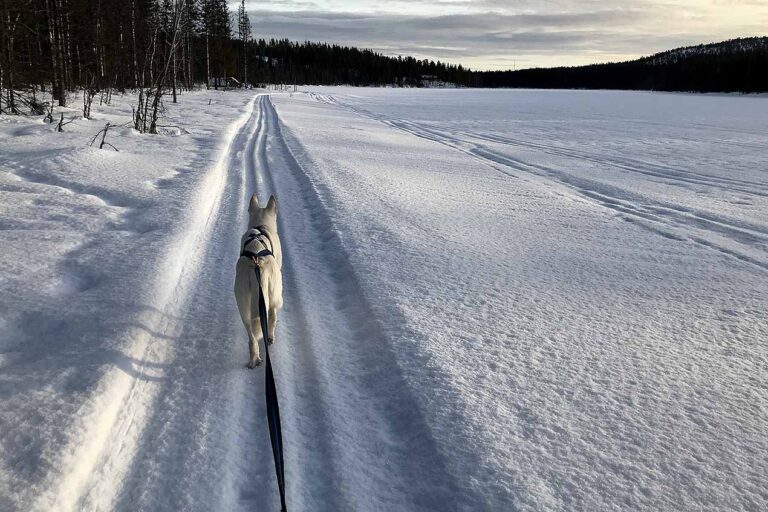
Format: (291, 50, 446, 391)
(2, 0, 766, 120)
(246, 39, 472, 87)
(0, 0, 471, 119)
(477, 37, 768, 92)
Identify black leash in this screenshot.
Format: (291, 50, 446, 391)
(254, 262, 287, 512)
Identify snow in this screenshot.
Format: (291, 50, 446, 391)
(1, 87, 767, 511)
(0, 90, 259, 510)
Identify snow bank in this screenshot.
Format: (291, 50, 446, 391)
(0, 89, 254, 510)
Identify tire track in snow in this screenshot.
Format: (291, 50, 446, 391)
(459, 130, 768, 194)
(313, 94, 768, 272)
(261, 96, 483, 511)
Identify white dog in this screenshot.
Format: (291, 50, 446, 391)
(234, 194, 283, 368)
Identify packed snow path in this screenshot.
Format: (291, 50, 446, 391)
(1, 94, 281, 511)
(2, 89, 767, 511)
(1, 94, 478, 511)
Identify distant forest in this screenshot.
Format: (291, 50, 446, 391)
(1, 0, 767, 119)
(478, 37, 768, 93)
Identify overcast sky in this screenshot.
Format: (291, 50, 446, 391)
(238, 1, 768, 70)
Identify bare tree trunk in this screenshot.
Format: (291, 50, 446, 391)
(149, 83, 161, 133)
(83, 75, 95, 118)
(75, 43, 82, 85)
(131, 0, 138, 87)
(186, 20, 192, 90)
(206, 32, 211, 89)
(37, 37, 45, 93)
(45, 0, 63, 105)
(53, 0, 67, 105)
(172, 49, 177, 102)
(3, 8, 14, 114)
(61, 2, 73, 94)
(96, 1, 105, 82)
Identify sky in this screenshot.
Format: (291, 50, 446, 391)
(238, 1, 768, 71)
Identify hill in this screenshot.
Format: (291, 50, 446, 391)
(477, 37, 768, 92)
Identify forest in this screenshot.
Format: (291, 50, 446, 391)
(0, 0, 469, 124)
(2, 0, 237, 130)
(1, 0, 767, 123)
(477, 37, 768, 93)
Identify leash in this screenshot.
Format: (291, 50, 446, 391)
(242, 225, 287, 512)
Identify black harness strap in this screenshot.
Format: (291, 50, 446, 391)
(241, 225, 275, 258)
(246, 226, 287, 512)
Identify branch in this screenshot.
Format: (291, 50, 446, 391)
(56, 113, 76, 132)
(88, 122, 117, 150)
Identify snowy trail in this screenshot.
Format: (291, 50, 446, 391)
(2, 90, 482, 512)
(16, 93, 477, 511)
(80, 95, 278, 512)
(25, 95, 278, 512)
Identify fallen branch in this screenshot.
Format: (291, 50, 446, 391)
(56, 113, 76, 132)
(88, 122, 119, 151)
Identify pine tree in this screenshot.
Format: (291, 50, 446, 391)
(237, 0, 251, 84)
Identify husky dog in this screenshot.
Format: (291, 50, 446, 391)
(234, 194, 283, 368)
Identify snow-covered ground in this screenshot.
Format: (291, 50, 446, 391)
(1, 87, 767, 511)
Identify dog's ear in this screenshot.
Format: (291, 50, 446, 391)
(267, 195, 277, 213)
(248, 193, 260, 213)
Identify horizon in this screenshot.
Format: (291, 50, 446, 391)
(240, 0, 768, 71)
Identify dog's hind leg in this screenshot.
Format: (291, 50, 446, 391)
(235, 265, 262, 369)
(267, 307, 277, 345)
(248, 318, 263, 367)
(238, 302, 261, 368)
(267, 261, 282, 346)
(248, 286, 265, 368)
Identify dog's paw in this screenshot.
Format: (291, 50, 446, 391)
(246, 358, 263, 369)
(267, 337, 275, 346)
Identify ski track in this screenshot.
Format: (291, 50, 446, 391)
(309, 93, 768, 273)
(86, 94, 279, 512)
(17, 93, 482, 511)
(21, 96, 277, 512)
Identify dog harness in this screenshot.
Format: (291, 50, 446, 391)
(240, 225, 274, 261)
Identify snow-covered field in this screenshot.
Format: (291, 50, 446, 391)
(1, 87, 766, 511)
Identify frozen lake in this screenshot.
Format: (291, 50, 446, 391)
(1, 88, 766, 511)
(278, 87, 768, 510)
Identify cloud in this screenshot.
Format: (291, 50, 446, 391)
(245, 2, 768, 70)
